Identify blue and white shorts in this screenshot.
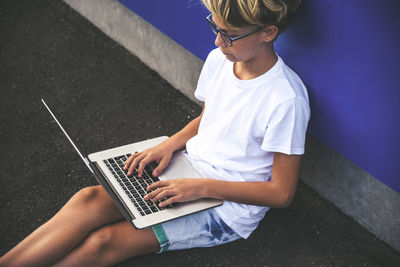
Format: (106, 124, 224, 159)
(152, 208, 241, 253)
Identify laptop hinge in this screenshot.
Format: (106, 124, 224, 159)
(88, 161, 138, 227)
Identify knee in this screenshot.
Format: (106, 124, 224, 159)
(69, 185, 103, 207)
(82, 227, 116, 264)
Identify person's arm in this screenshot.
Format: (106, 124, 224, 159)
(205, 153, 301, 207)
(145, 152, 301, 208)
(124, 105, 205, 177)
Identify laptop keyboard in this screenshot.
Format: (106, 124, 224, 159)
(104, 154, 173, 216)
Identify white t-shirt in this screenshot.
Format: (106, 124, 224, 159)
(185, 48, 310, 238)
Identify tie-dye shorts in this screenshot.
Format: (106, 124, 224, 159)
(152, 208, 241, 253)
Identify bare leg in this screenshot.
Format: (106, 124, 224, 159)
(54, 220, 159, 267)
(0, 185, 127, 266)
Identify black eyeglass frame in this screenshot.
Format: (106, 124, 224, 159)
(206, 14, 264, 47)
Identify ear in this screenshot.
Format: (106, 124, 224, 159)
(262, 25, 279, 43)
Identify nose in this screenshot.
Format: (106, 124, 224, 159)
(215, 32, 226, 48)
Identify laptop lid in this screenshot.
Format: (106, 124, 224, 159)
(42, 99, 139, 224)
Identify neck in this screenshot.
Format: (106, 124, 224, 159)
(234, 45, 278, 80)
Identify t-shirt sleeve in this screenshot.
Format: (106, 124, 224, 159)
(194, 71, 206, 102)
(261, 97, 310, 155)
(194, 49, 220, 102)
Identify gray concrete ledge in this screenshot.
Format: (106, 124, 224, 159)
(300, 135, 400, 252)
(63, 0, 400, 252)
(63, 0, 204, 105)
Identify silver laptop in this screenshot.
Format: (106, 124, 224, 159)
(41, 99, 222, 229)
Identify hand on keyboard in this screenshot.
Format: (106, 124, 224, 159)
(144, 178, 208, 207)
(105, 156, 174, 215)
(123, 142, 174, 178)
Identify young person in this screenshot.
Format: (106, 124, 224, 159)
(0, 0, 309, 266)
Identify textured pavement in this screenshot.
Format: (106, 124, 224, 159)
(1, 0, 399, 266)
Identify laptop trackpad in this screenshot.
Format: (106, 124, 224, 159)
(158, 152, 202, 181)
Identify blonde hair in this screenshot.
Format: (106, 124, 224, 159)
(202, 0, 301, 33)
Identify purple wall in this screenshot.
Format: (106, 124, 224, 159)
(119, 0, 400, 193)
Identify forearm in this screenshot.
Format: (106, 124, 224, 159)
(161, 107, 204, 152)
(202, 179, 295, 208)
(147, 177, 296, 208)
(163, 117, 200, 151)
(202, 153, 301, 208)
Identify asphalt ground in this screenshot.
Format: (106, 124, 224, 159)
(1, 0, 399, 266)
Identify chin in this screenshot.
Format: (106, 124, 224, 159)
(224, 54, 239, 62)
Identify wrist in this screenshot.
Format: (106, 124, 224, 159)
(160, 138, 181, 153)
(200, 178, 218, 199)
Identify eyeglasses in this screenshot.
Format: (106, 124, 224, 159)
(206, 14, 263, 47)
